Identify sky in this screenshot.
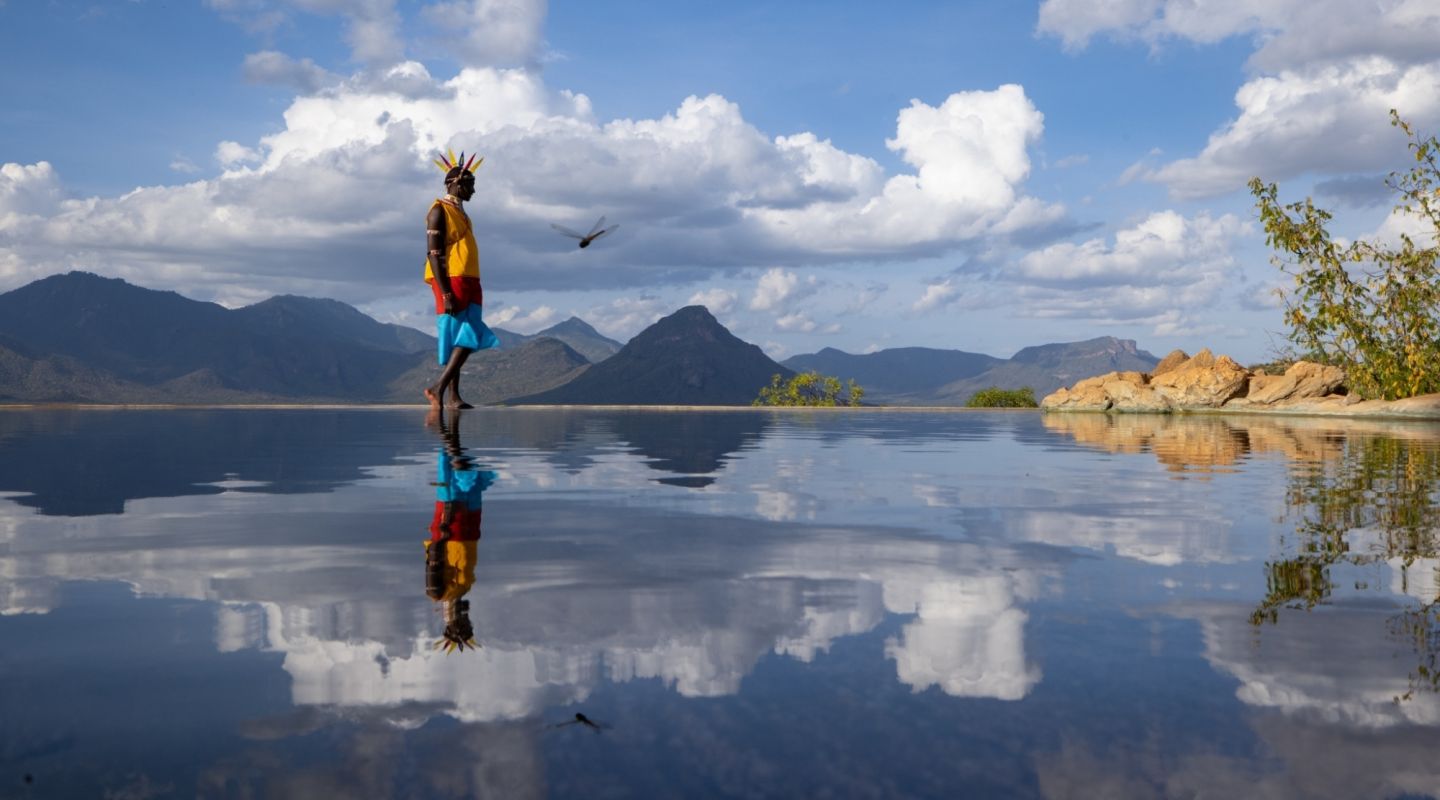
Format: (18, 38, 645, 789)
(2, 0, 1438, 363)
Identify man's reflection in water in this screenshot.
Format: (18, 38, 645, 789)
(425, 407, 497, 654)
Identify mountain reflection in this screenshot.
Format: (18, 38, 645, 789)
(609, 411, 770, 486)
(0, 409, 427, 516)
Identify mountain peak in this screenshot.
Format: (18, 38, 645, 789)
(528, 315, 621, 363)
(1009, 336, 1152, 365)
(538, 316, 603, 338)
(514, 305, 788, 405)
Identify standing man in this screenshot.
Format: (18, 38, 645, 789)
(424, 150, 498, 409)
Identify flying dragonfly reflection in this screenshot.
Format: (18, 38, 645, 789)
(551, 216, 619, 249)
(546, 712, 610, 733)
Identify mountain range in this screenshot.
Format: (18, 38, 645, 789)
(0, 272, 617, 404)
(0, 272, 1158, 405)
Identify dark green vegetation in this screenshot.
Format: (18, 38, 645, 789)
(1251, 111, 1440, 400)
(785, 337, 1158, 405)
(753, 371, 864, 407)
(964, 386, 1038, 408)
(513, 306, 793, 405)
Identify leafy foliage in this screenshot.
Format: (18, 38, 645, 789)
(964, 386, 1038, 408)
(1250, 110, 1440, 400)
(753, 371, 864, 407)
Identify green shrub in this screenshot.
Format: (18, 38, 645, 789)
(964, 386, 1037, 408)
(754, 372, 864, 407)
(1250, 110, 1440, 400)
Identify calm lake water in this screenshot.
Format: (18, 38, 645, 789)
(3, 408, 1440, 799)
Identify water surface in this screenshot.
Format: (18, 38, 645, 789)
(3, 408, 1440, 798)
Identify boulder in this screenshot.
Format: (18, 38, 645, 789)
(1040, 383, 1112, 411)
(1102, 378, 1172, 412)
(1288, 361, 1347, 399)
(1042, 346, 1439, 419)
(1245, 361, 1346, 404)
(1152, 349, 1190, 377)
(1245, 373, 1289, 403)
(1150, 349, 1249, 408)
(1040, 370, 1158, 411)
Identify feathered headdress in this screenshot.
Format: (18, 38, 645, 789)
(433, 149, 482, 178)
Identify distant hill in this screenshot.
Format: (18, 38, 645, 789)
(782, 337, 1159, 405)
(0, 272, 584, 404)
(513, 306, 791, 405)
(783, 346, 1002, 402)
(386, 338, 590, 405)
(922, 336, 1159, 404)
(493, 317, 622, 364)
(234, 295, 433, 354)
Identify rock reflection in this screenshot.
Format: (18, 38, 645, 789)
(1043, 413, 1352, 476)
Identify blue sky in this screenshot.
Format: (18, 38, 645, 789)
(2, 0, 1437, 362)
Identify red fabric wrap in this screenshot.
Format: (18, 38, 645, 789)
(431, 276, 483, 314)
(429, 503, 483, 541)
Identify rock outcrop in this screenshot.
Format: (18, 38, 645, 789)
(1041, 349, 1440, 419)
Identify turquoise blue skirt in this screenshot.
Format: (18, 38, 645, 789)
(436, 305, 499, 364)
(436, 452, 496, 508)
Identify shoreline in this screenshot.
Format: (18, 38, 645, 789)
(0, 402, 1437, 421)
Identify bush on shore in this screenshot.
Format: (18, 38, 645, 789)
(754, 372, 864, 407)
(965, 386, 1038, 408)
(1250, 110, 1440, 400)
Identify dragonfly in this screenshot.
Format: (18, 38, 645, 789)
(551, 216, 619, 249)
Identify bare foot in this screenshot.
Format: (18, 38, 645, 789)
(424, 387, 441, 409)
(449, 399, 475, 410)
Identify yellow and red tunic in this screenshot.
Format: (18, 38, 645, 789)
(427, 505, 481, 602)
(423, 199, 482, 313)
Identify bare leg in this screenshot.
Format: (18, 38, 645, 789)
(446, 347, 474, 409)
(429, 347, 473, 409)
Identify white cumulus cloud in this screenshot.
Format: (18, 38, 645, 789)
(750, 268, 800, 311)
(687, 288, 737, 314)
(1155, 58, 1440, 198)
(912, 280, 959, 313)
(422, 0, 549, 67)
(487, 304, 556, 332)
(1038, 0, 1440, 198)
(4, 0, 1071, 311)
(215, 141, 263, 167)
(1037, 0, 1440, 71)
(1008, 210, 1247, 328)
